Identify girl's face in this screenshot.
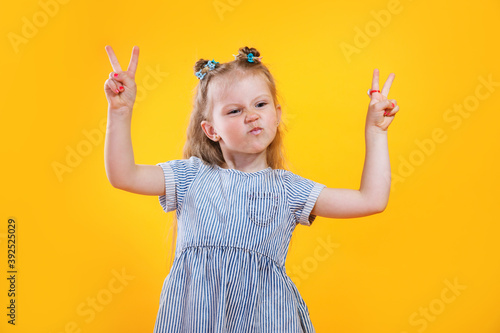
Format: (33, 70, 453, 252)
(201, 73, 281, 167)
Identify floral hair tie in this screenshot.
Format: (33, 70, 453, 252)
(247, 53, 263, 63)
(232, 53, 263, 63)
(195, 59, 219, 80)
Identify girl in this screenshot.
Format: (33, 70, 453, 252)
(104, 45, 399, 332)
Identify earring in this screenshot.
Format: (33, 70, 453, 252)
(213, 134, 219, 141)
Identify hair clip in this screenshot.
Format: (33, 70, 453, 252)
(232, 53, 263, 62)
(247, 53, 262, 63)
(206, 59, 218, 70)
(195, 70, 206, 80)
(195, 59, 219, 80)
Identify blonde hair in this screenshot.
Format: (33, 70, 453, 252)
(184, 46, 286, 169)
(168, 46, 287, 268)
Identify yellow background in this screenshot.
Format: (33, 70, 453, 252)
(1, 0, 500, 332)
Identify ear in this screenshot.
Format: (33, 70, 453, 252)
(276, 104, 282, 125)
(201, 120, 220, 141)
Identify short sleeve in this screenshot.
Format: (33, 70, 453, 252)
(155, 156, 203, 213)
(283, 172, 326, 226)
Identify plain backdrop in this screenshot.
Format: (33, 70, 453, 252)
(1, 0, 499, 332)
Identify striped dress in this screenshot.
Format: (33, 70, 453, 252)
(154, 156, 325, 333)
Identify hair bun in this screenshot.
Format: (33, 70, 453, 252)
(194, 59, 217, 76)
(235, 46, 261, 63)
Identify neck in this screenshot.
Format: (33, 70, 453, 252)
(221, 151, 268, 172)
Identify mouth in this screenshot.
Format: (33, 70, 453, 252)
(249, 127, 263, 135)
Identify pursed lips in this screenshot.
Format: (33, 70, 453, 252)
(249, 127, 263, 135)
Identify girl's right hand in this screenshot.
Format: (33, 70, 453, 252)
(104, 45, 139, 114)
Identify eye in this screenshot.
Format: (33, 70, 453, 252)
(256, 102, 267, 108)
(228, 109, 240, 114)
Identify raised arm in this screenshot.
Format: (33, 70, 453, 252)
(103, 45, 164, 196)
(311, 69, 399, 219)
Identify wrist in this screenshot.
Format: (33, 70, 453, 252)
(108, 106, 133, 118)
(365, 124, 388, 136)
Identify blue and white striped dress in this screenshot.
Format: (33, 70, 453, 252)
(154, 156, 325, 333)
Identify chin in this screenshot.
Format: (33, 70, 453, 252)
(242, 146, 268, 155)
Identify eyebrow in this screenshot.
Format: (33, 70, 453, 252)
(221, 94, 271, 109)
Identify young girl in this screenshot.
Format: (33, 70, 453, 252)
(104, 45, 399, 332)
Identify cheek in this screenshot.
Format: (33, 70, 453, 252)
(225, 124, 241, 137)
(216, 119, 238, 136)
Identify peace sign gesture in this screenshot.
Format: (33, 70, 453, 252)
(366, 69, 399, 131)
(104, 45, 140, 113)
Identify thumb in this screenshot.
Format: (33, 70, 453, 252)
(373, 99, 392, 112)
(112, 70, 136, 89)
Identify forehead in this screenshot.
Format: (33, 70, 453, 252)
(209, 72, 271, 109)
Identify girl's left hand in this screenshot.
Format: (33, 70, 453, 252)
(366, 69, 399, 131)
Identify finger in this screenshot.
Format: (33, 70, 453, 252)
(385, 105, 399, 116)
(374, 99, 392, 112)
(381, 73, 395, 97)
(105, 78, 122, 94)
(110, 70, 135, 90)
(371, 68, 379, 91)
(108, 72, 125, 92)
(388, 99, 397, 109)
(127, 46, 140, 79)
(367, 88, 381, 98)
(105, 45, 123, 72)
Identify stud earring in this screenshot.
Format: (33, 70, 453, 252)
(214, 134, 219, 141)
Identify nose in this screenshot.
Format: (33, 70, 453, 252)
(245, 111, 259, 123)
